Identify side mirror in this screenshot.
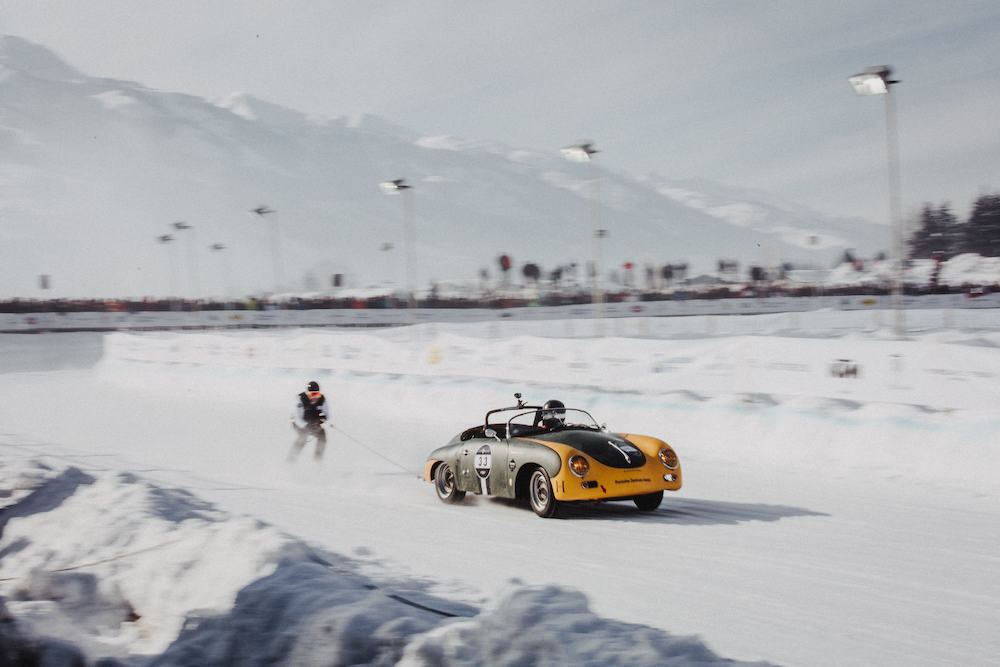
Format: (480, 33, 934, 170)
(485, 428, 500, 441)
(600, 423, 608, 431)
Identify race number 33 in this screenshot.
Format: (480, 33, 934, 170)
(474, 445, 492, 479)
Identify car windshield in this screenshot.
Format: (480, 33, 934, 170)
(507, 408, 600, 432)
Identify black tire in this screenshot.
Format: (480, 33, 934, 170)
(528, 467, 559, 518)
(434, 462, 465, 503)
(634, 490, 663, 512)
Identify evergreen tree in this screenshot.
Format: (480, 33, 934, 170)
(908, 203, 959, 259)
(963, 193, 1000, 257)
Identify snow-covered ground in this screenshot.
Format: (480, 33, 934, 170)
(1, 312, 999, 666)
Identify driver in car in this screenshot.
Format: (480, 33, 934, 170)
(538, 399, 567, 431)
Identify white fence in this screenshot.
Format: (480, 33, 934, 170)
(3, 292, 999, 333)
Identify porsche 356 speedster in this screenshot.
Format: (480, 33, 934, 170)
(424, 394, 682, 517)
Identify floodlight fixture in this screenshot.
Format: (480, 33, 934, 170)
(379, 179, 411, 195)
(848, 66, 897, 96)
(560, 142, 598, 163)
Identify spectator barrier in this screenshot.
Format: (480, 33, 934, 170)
(2, 292, 999, 333)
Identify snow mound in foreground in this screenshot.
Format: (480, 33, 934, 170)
(1, 458, 772, 666)
(399, 585, 775, 666)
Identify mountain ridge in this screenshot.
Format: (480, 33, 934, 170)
(0, 35, 886, 299)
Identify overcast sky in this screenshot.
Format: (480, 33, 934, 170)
(3, 0, 999, 225)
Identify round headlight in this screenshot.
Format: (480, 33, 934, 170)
(568, 454, 590, 478)
(658, 447, 678, 470)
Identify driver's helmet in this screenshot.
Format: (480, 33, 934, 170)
(540, 399, 566, 429)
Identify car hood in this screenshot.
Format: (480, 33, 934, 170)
(532, 430, 647, 469)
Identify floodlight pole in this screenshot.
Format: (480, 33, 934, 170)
(849, 66, 904, 337)
(561, 142, 604, 322)
(157, 233, 179, 309)
(379, 179, 416, 320)
(210, 242, 231, 300)
(884, 82, 905, 338)
(252, 206, 282, 295)
(172, 221, 200, 299)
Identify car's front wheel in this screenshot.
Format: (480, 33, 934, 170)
(634, 490, 663, 512)
(434, 462, 465, 503)
(528, 467, 559, 518)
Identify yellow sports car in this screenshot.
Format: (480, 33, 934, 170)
(424, 393, 682, 517)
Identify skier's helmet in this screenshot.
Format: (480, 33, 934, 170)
(540, 399, 566, 429)
(307, 381, 320, 392)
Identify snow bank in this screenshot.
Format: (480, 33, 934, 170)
(100, 315, 1000, 412)
(1, 457, 769, 666)
(0, 460, 295, 658)
(827, 253, 1000, 288)
(937, 253, 1000, 286)
(91, 315, 1000, 497)
(153, 561, 446, 666)
(398, 586, 774, 666)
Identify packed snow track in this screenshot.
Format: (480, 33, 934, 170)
(1, 316, 998, 665)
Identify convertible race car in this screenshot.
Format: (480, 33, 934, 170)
(424, 394, 682, 517)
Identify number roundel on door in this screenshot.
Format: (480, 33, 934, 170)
(474, 444, 492, 479)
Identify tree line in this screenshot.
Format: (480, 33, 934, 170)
(908, 192, 1000, 260)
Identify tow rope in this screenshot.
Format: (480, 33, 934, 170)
(301, 547, 473, 619)
(328, 425, 420, 477)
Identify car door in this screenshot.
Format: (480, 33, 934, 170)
(459, 434, 508, 496)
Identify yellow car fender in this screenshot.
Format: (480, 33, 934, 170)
(527, 434, 682, 502)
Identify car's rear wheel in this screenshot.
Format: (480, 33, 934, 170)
(528, 467, 558, 518)
(634, 490, 663, 512)
(434, 462, 465, 503)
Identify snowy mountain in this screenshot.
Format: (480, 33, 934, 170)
(0, 35, 887, 299)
